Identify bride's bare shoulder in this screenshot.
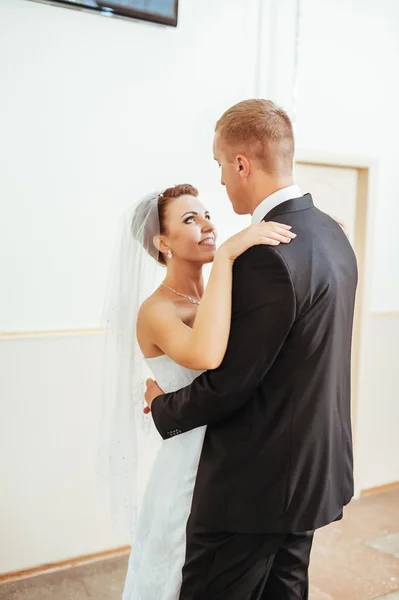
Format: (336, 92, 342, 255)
(137, 290, 176, 327)
(137, 292, 175, 355)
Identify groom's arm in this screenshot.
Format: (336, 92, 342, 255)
(151, 246, 296, 439)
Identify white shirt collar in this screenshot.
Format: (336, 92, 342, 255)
(251, 185, 302, 224)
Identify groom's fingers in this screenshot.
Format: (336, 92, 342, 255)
(144, 377, 165, 414)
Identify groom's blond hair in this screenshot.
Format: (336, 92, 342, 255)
(215, 99, 294, 175)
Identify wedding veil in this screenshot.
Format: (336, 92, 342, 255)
(99, 192, 165, 539)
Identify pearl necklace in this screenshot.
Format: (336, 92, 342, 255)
(161, 283, 200, 305)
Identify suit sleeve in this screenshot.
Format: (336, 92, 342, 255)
(151, 246, 296, 439)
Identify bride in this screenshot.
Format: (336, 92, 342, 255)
(105, 183, 295, 600)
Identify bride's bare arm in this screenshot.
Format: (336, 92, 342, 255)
(143, 222, 296, 371)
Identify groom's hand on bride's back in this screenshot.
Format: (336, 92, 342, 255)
(144, 378, 164, 414)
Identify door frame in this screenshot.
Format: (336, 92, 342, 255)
(295, 150, 379, 497)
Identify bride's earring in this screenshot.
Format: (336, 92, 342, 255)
(167, 250, 173, 259)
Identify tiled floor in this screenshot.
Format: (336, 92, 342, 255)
(1, 489, 398, 600)
(310, 489, 399, 600)
(365, 533, 399, 560)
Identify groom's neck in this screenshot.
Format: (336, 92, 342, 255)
(248, 174, 294, 216)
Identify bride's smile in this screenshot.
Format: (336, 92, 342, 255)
(155, 192, 218, 266)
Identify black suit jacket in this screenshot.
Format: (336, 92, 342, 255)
(151, 194, 358, 534)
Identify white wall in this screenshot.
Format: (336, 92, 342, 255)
(0, 0, 257, 333)
(0, 0, 260, 574)
(355, 314, 399, 490)
(295, 0, 399, 313)
(0, 332, 117, 573)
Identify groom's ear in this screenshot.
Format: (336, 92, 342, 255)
(236, 154, 250, 178)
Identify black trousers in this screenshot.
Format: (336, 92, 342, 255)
(179, 517, 314, 600)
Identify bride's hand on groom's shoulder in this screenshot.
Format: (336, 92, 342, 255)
(331, 215, 348, 237)
(219, 222, 296, 263)
(144, 378, 164, 414)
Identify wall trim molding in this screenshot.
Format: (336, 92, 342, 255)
(0, 328, 106, 340)
(1, 310, 397, 341)
(361, 481, 399, 497)
(0, 545, 130, 585)
(295, 150, 379, 171)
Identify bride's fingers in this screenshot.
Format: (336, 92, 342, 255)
(274, 229, 296, 239)
(259, 229, 295, 243)
(266, 222, 292, 230)
(268, 225, 296, 237)
(258, 224, 296, 238)
(258, 236, 281, 246)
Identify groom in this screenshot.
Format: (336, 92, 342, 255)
(145, 99, 358, 599)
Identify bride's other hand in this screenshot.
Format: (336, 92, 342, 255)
(144, 378, 164, 413)
(331, 215, 348, 237)
(219, 222, 296, 263)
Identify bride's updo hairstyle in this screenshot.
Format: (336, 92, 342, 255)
(131, 184, 199, 265)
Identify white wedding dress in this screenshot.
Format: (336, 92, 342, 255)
(122, 354, 206, 600)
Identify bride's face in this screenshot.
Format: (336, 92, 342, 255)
(162, 195, 217, 265)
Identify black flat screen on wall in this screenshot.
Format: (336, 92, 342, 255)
(35, 0, 179, 26)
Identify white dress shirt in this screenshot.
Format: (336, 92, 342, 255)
(251, 185, 302, 224)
